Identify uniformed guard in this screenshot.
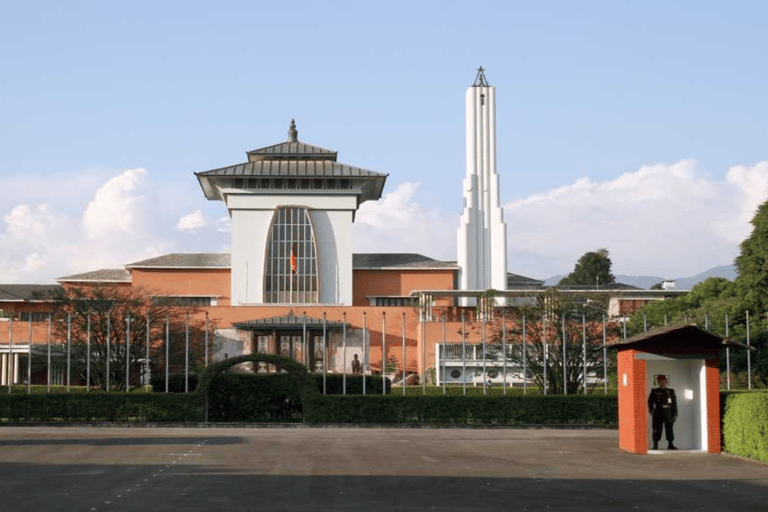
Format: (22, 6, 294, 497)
(648, 374, 678, 450)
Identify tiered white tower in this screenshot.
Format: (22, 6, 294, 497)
(457, 67, 508, 302)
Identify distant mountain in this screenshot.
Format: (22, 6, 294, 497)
(674, 265, 737, 290)
(542, 264, 737, 290)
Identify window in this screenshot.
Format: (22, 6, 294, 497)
(264, 206, 319, 303)
(17, 312, 51, 322)
(151, 297, 214, 307)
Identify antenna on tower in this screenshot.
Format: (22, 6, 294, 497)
(472, 66, 490, 87)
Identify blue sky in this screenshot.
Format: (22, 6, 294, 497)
(1, 1, 767, 283)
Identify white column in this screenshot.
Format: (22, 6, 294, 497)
(459, 69, 507, 304)
(1, 353, 6, 386)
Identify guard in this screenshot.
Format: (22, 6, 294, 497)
(648, 374, 678, 450)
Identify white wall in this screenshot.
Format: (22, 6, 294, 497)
(644, 356, 707, 451)
(310, 210, 353, 305)
(227, 194, 355, 306)
(231, 209, 272, 304)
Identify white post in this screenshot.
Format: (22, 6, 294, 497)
(402, 312, 406, 395)
(342, 312, 347, 395)
(382, 312, 387, 395)
(126, 316, 131, 391)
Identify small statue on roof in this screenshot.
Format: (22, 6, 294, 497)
(288, 119, 298, 142)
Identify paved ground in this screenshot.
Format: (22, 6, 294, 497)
(0, 426, 766, 511)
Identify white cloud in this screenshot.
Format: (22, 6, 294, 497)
(0, 168, 233, 282)
(175, 210, 231, 234)
(82, 168, 148, 238)
(176, 210, 208, 232)
(2, 160, 766, 285)
(354, 182, 455, 260)
(0, 169, 170, 282)
(506, 160, 768, 280)
(352, 160, 768, 282)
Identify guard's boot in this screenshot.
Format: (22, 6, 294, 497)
(652, 441, 658, 450)
(668, 443, 677, 450)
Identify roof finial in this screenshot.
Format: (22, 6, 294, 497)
(288, 119, 298, 142)
(472, 66, 490, 87)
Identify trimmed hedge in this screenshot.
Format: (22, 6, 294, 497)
(5, 385, 90, 394)
(722, 391, 768, 462)
(150, 374, 199, 393)
(0, 393, 201, 422)
(303, 394, 618, 426)
(394, 386, 616, 396)
(206, 373, 303, 422)
(312, 374, 390, 395)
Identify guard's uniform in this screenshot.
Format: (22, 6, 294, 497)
(648, 382, 677, 448)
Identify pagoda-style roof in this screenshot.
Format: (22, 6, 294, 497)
(247, 142, 337, 161)
(196, 121, 387, 204)
(246, 119, 337, 160)
(233, 313, 348, 331)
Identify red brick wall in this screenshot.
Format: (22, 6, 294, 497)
(617, 349, 648, 454)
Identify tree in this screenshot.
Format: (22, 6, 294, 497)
(484, 289, 621, 394)
(626, 277, 765, 386)
(558, 248, 616, 287)
(735, 199, 768, 313)
(50, 285, 212, 390)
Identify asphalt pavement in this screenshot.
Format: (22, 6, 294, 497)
(0, 426, 765, 511)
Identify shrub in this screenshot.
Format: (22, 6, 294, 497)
(722, 391, 768, 462)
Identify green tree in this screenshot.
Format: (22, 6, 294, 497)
(559, 248, 616, 287)
(626, 277, 764, 387)
(735, 199, 768, 313)
(626, 277, 741, 337)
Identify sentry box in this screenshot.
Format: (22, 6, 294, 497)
(608, 323, 750, 454)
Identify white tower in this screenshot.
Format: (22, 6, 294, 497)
(458, 67, 508, 302)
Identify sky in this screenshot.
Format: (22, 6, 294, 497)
(1, 1, 767, 284)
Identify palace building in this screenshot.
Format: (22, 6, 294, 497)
(0, 69, 681, 389)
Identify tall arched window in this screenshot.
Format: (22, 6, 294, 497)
(264, 206, 319, 303)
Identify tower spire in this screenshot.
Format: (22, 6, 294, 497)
(472, 66, 490, 87)
(459, 67, 507, 304)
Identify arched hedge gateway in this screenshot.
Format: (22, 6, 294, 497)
(196, 354, 319, 422)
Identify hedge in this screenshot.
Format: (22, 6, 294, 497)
(0, 393, 201, 422)
(303, 394, 618, 426)
(206, 373, 303, 422)
(722, 391, 768, 462)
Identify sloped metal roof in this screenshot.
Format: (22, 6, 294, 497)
(507, 272, 544, 289)
(104, 252, 457, 271)
(247, 141, 337, 159)
(196, 159, 385, 178)
(352, 253, 459, 270)
(126, 253, 231, 269)
(0, 284, 61, 301)
(605, 323, 752, 351)
(233, 313, 348, 331)
(57, 269, 131, 283)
